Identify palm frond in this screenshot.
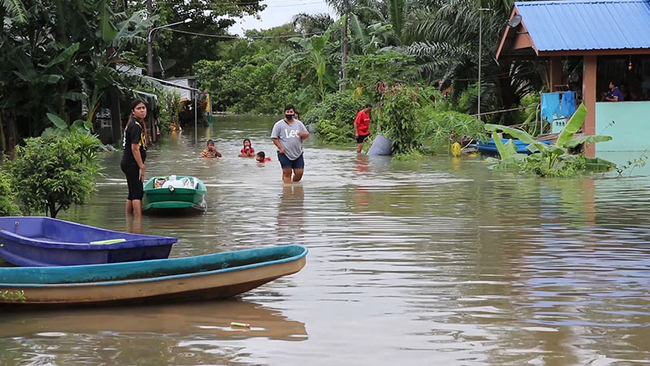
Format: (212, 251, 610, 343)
(1, 0, 26, 22)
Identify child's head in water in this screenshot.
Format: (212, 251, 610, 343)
(256, 151, 270, 162)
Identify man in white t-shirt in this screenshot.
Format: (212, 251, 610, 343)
(271, 104, 309, 183)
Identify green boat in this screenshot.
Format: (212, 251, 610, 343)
(143, 175, 207, 213)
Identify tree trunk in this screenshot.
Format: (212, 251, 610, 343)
(48, 201, 57, 218)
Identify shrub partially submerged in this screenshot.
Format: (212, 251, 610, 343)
(485, 104, 615, 177)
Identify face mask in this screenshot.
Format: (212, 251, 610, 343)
(285, 114, 294, 120)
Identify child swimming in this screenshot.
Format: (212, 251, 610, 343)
(238, 138, 256, 157)
(256, 151, 271, 163)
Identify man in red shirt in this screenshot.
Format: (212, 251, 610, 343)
(354, 103, 372, 153)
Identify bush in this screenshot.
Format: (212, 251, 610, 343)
(417, 109, 487, 153)
(158, 89, 182, 132)
(9, 133, 102, 218)
(380, 85, 421, 154)
(0, 171, 21, 216)
(305, 90, 363, 145)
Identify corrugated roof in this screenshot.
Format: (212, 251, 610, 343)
(515, 0, 650, 51)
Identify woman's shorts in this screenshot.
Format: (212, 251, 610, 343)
(277, 152, 305, 169)
(356, 134, 370, 143)
(121, 162, 144, 200)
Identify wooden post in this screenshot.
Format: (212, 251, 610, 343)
(550, 56, 562, 91)
(583, 55, 597, 157)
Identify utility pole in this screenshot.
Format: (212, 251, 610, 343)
(340, 0, 350, 91)
(477, 7, 489, 121)
(146, 0, 154, 76)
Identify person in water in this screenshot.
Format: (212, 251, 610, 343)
(271, 104, 309, 183)
(238, 138, 256, 157)
(200, 139, 222, 158)
(256, 151, 271, 163)
(354, 103, 372, 153)
(121, 99, 148, 218)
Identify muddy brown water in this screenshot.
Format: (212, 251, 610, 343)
(1, 115, 650, 365)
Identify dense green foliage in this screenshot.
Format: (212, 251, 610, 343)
(0, 171, 21, 216)
(305, 90, 362, 145)
(158, 89, 182, 133)
(8, 132, 103, 218)
(0, 0, 155, 147)
(418, 110, 487, 153)
(381, 85, 421, 154)
(195, 59, 297, 114)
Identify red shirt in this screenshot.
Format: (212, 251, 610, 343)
(354, 110, 370, 135)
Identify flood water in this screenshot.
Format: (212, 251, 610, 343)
(1, 115, 650, 365)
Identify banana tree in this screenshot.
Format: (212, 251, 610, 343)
(277, 30, 337, 102)
(484, 103, 616, 176)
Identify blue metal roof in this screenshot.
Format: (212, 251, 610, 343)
(514, 0, 650, 51)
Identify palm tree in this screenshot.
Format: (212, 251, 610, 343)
(276, 31, 337, 102)
(404, 0, 543, 123)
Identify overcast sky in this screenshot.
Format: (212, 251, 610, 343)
(229, 0, 337, 35)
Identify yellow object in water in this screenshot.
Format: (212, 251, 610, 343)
(451, 142, 462, 157)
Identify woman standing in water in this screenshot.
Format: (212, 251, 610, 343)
(121, 99, 148, 218)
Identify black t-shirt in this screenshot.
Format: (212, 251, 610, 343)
(122, 120, 147, 165)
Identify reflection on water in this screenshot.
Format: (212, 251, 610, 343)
(1, 116, 650, 364)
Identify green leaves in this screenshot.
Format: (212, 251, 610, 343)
(1, 0, 26, 23)
(45, 43, 80, 68)
(556, 103, 587, 148)
(47, 113, 68, 130)
(564, 135, 612, 148)
(484, 123, 547, 153)
(381, 86, 421, 154)
(484, 105, 615, 177)
(99, 0, 118, 43)
(0, 171, 21, 216)
(7, 134, 102, 217)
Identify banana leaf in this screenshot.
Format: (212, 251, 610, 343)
(45, 43, 80, 68)
(556, 103, 587, 148)
(563, 135, 612, 148)
(485, 124, 547, 152)
(503, 139, 518, 157)
(47, 113, 68, 130)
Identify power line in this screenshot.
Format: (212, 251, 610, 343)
(169, 28, 325, 39)
(204, 0, 328, 7)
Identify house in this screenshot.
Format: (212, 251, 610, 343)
(496, 0, 650, 161)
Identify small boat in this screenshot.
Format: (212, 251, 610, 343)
(143, 175, 207, 213)
(0, 217, 177, 267)
(0, 245, 307, 308)
(472, 138, 551, 156)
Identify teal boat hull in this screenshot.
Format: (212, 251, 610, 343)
(0, 245, 307, 308)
